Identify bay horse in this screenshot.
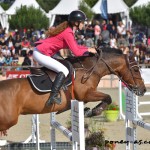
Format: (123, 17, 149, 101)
(0, 48, 146, 134)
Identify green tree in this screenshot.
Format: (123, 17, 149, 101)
(9, 6, 49, 30)
(123, 0, 137, 7)
(0, 2, 11, 10)
(84, 0, 98, 7)
(130, 4, 150, 27)
(36, 0, 60, 13)
(79, 1, 95, 20)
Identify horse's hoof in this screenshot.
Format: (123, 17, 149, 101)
(84, 109, 93, 118)
(84, 107, 90, 112)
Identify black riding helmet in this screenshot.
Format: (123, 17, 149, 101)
(68, 10, 87, 23)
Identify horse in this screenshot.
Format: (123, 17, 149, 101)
(0, 47, 146, 135)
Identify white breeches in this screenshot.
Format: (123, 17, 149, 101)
(33, 48, 69, 77)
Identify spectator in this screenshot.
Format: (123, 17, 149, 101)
(10, 46, 16, 56)
(6, 35, 15, 49)
(22, 54, 31, 69)
(85, 22, 94, 38)
(110, 25, 117, 39)
(21, 36, 30, 56)
(14, 34, 22, 55)
(117, 21, 126, 38)
(107, 20, 114, 34)
(94, 20, 101, 46)
(128, 33, 134, 49)
(4, 55, 13, 66)
(142, 34, 147, 45)
(30, 35, 37, 47)
(97, 35, 103, 47)
(0, 37, 7, 48)
(101, 30, 110, 46)
(2, 46, 11, 57)
(110, 35, 117, 48)
(147, 36, 150, 46)
(101, 20, 107, 31)
(117, 35, 127, 48)
(76, 34, 84, 45)
(84, 34, 94, 48)
(0, 51, 5, 66)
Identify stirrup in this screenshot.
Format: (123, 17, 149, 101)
(46, 93, 61, 106)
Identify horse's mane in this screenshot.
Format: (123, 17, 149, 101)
(101, 47, 123, 54)
(67, 47, 123, 64)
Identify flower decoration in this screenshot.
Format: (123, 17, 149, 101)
(106, 102, 119, 111)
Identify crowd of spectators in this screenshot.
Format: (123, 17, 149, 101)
(73, 19, 150, 66)
(0, 27, 44, 71)
(0, 18, 150, 73)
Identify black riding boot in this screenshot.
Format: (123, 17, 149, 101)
(46, 72, 65, 106)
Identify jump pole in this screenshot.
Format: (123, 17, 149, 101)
(50, 100, 85, 150)
(125, 88, 150, 150)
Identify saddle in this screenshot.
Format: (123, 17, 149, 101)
(27, 59, 74, 93)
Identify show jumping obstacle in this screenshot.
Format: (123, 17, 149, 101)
(125, 88, 150, 150)
(50, 100, 85, 150)
(119, 68, 150, 120)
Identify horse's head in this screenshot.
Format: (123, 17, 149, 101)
(97, 47, 146, 96)
(120, 52, 146, 96)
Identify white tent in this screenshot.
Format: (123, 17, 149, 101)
(49, 0, 89, 26)
(0, 5, 4, 14)
(0, 6, 7, 29)
(131, 0, 150, 8)
(92, 0, 129, 14)
(6, 0, 46, 15)
(49, 0, 81, 15)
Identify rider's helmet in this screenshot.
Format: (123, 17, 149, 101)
(68, 10, 87, 24)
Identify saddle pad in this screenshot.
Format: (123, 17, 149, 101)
(27, 72, 75, 93)
(27, 74, 53, 92)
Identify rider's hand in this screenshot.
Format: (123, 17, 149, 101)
(88, 48, 97, 54)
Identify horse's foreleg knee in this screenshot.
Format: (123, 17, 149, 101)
(103, 95, 112, 104)
(85, 95, 112, 117)
(92, 95, 112, 116)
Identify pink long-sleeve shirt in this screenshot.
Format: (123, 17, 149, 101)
(35, 27, 88, 56)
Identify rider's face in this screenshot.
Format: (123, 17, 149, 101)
(79, 21, 84, 30)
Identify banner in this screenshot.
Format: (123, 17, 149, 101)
(6, 70, 30, 79)
(100, 0, 108, 19)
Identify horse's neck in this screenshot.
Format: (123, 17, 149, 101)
(98, 54, 125, 78)
(70, 54, 125, 79)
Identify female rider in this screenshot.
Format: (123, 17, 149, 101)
(33, 10, 97, 106)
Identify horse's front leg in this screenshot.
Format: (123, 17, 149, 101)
(83, 90, 112, 117)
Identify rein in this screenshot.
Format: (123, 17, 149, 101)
(76, 48, 140, 91)
(80, 53, 102, 83)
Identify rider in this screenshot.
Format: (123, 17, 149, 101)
(33, 10, 97, 106)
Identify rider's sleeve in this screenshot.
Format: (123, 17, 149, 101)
(63, 29, 88, 56)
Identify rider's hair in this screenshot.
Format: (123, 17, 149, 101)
(46, 21, 70, 37)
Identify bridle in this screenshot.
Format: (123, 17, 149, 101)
(77, 48, 142, 92)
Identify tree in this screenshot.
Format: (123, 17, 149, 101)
(9, 6, 49, 30)
(130, 4, 150, 27)
(84, 0, 98, 7)
(36, 0, 60, 13)
(79, 1, 95, 20)
(123, 0, 137, 7)
(0, 2, 11, 10)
